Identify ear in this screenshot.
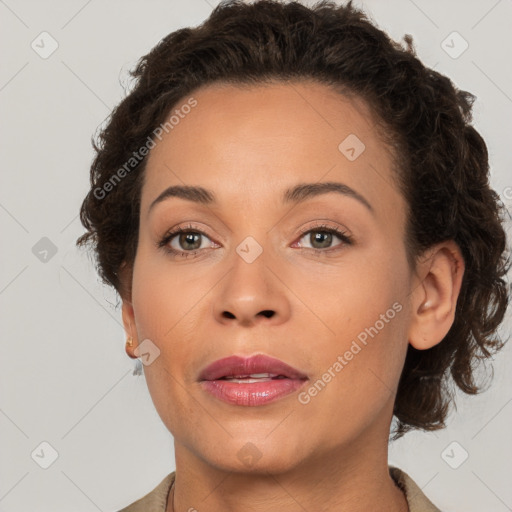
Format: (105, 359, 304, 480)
(121, 299, 139, 359)
(119, 261, 138, 359)
(408, 240, 465, 350)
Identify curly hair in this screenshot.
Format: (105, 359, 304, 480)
(76, 0, 511, 439)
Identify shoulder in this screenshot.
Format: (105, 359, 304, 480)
(116, 472, 175, 512)
(389, 466, 443, 512)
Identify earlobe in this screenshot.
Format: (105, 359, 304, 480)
(408, 241, 465, 351)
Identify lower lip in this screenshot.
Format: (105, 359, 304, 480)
(200, 378, 307, 406)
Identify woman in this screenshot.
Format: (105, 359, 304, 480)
(76, 1, 510, 511)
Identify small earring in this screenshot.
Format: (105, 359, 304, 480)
(126, 337, 133, 347)
(420, 300, 431, 312)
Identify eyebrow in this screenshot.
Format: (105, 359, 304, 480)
(147, 181, 374, 214)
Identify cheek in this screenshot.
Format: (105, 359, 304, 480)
(296, 307, 408, 443)
(131, 259, 204, 436)
(295, 249, 410, 424)
(131, 247, 200, 340)
(292, 238, 408, 344)
(130, 248, 210, 384)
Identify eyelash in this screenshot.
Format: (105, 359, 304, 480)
(157, 222, 354, 259)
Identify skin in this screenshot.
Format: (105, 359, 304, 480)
(120, 80, 464, 512)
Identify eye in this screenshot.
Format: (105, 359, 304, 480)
(294, 224, 353, 252)
(157, 224, 218, 258)
(157, 222, 354, 259)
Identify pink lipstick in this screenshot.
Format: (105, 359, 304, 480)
(198, 354, 308, 406)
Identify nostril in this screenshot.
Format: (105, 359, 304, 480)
(260, 310, 275, 318)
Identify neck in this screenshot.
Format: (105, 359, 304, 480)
(167, 421, 408, 512)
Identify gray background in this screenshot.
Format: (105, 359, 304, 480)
(1, 0, 511, 510)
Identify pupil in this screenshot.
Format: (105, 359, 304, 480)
(181, 232, 200, 250)
(312, 231, 331, 249)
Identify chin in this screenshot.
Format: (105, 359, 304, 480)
(193, 433, 310, 475)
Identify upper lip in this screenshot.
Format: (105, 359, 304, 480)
(198, 354, 308, 381)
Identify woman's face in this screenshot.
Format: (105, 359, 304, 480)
(124, 81, 416, 473)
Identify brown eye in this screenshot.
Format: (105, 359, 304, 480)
(307, 231, 334, 249)
(157, 225, 219, 258)
(176, 232, 202, 251)
(296, 227, 351, 251)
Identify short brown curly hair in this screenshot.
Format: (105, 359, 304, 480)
(76, 0, 511, 439)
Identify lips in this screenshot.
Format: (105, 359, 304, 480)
(198, 354, 308, 381)
(198, 354, 309, 406)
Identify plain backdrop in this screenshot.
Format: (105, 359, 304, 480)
(1, 0, 511, 511)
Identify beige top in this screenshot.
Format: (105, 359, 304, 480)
(117, 465, 441, 512)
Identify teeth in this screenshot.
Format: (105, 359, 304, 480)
(225, 373, 278, 379)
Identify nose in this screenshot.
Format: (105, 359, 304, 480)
(212, 253, 291, 328)
(221, 308, 276, 321)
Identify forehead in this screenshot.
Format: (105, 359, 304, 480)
(141, 80, 401, 216)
